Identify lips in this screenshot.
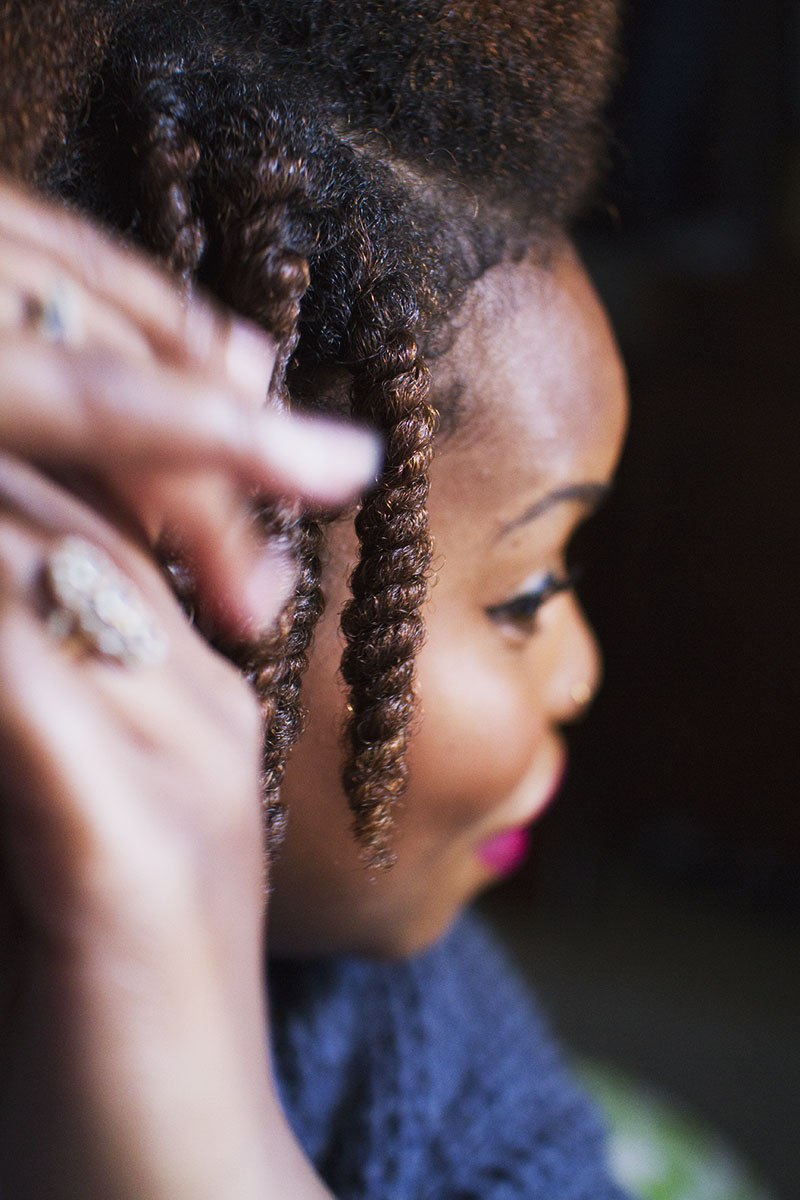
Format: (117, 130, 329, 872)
(477, 826, 531, 875)
(475, 749, 567, 877)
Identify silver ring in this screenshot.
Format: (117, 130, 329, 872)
(45, 536, 168, 667)
(28, 278, 83, 346)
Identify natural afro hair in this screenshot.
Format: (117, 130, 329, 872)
(0, 0, 620, 865)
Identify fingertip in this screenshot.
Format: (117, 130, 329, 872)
(223, 320, 277, 403)
(258, 412, 383, 505)
(240, 540, 297, 632)
(182, 528, 297, 645)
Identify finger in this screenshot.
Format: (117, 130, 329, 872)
(0, 178, 276, 401)
(0, 605, 121, 822)
(106, 462, 299, 637)
(0, 579, 266, 962)
(0, 454, 183, 621)
(0, 602, 187, 940)
(0, 511, 260, 828)
(0, 452, 297, 640)
(0, 249, 155, 363)
(0, 336, 382, 505)
(0, 499, 232, 722)
(140, 472, 298, 636)
(0, 516, 214, 755)
(0, 507, 211, 769)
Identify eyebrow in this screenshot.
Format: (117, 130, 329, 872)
(498, 482, 611, 538)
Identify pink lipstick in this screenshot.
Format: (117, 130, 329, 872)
(477, 826, 531, 876)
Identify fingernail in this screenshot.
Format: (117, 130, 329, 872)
(261, 414, 383, 503)
(242, 541, 297, 632)
(226, 320, 276, 399)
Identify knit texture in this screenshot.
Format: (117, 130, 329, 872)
(269, 913, 631, 1198)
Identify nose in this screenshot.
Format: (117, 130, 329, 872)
(546, 592, 603, 725)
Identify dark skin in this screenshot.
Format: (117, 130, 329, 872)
(0, 196, 627, 1196)
(0, 180, 380, 633)
(270, 246, 628, 957)
(0, 0, 625, 1186)
(0, 179, 375, 1198)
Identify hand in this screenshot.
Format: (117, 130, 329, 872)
(0, 456, 330, 1198)
(0, 179, 352, 1196)
(0, 176, 379, 637)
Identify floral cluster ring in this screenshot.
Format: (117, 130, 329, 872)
(45, 536, 168, 668)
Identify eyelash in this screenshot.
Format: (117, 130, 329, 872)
(486, 565, 581, 634)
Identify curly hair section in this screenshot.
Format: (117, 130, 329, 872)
(71, 51, 326, 856)
(1, 0, 621, 862)
(341, 322, 437, 867)
(127, 71, 206, 284)
(243, 510, 325, 857)
(0, 0, 134, 182)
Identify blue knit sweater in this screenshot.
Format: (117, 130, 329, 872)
(269, 914, 630, 1198)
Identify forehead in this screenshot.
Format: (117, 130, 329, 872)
(428, 246, 628, 534)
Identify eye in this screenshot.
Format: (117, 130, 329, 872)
(486, 565, 580, 635)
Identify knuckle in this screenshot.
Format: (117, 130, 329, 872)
(71, 347, 128, 422)
(52, 346, 107, 439)
(70, 346, 160, 436)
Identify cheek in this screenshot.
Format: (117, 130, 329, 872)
(408, 636, 546, 825)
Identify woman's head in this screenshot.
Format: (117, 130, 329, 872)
(271, 244, 627, 955)
(2, 0, 623, 948)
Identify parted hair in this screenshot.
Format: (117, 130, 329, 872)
(0, 0, 619, 865)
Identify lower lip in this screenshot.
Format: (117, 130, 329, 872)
(477, 826, 531, 876)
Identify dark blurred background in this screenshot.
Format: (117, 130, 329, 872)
(482, 1, 799, 1196)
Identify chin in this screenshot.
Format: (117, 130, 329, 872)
(366, 909, 462, 961)
(269, 844, 492, 960)
(362, 856, 497, 959)
(269, 894, 468, 962)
